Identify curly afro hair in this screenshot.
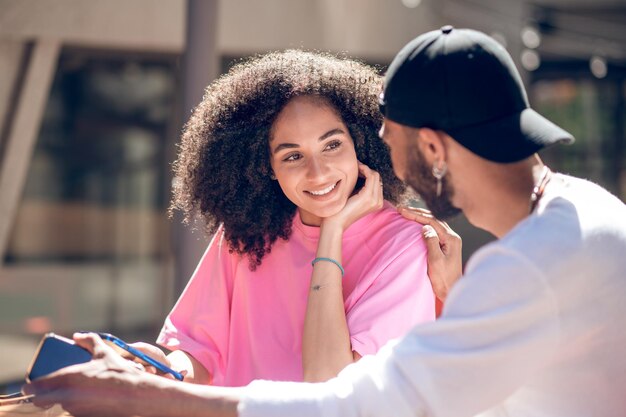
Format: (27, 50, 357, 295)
(171, 50, 410, 269)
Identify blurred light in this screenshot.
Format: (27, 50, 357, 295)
(401, 0, 421, 8)
(521, 49, 541, 71)
(24, 316, 52, 334)
(490, 31, 508, 48)
(521, 26, 541, 49)
(590, 56, 608, 79)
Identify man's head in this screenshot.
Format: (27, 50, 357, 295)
(379, 26, 574, 219)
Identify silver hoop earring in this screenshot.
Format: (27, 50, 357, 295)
(270, 173, 276, 180)
(432, 161, 447, 197)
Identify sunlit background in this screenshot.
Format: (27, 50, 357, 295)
(1, 0, 625, 393)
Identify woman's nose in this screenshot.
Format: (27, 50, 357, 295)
(306, 157, 327, 179)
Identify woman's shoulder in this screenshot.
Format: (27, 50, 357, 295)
(198, 225, 245, 270)
(348, 201, 426, 251)
(372, 202, 425, 235)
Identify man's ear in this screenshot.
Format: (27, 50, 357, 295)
(416, 128, 447, 164)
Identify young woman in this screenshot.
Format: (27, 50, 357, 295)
(151, 50, 435, 386)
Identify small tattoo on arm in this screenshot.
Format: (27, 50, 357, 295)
(310, 283, 340, 291)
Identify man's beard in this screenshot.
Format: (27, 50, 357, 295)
(404, 144, 462, 220)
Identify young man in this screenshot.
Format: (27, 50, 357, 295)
(25, 27, 626, 417)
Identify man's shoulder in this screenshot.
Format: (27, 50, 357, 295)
(541, 174, 626, 235)
(470, 173, 626, 281)
(549, 173, 624, 207)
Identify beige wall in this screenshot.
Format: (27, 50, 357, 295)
(0, 0, 185, 52)
(217, 0, 440, 62)
(217, 0, 626, 69)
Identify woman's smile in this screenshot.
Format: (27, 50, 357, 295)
(305, 180, 340, 197)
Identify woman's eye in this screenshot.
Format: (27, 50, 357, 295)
(284, 153, 301, 162)
(325, 140, 342, 151)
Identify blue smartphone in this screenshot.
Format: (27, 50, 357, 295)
(97, 332, 184, 381)
(26, 333, 92, 382)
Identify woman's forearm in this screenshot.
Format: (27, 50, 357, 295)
(302, 222, 356, 382)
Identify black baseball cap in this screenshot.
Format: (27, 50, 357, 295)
(379, 26, 574, 163)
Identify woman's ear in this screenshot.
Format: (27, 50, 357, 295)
(416, 128, 447, 164)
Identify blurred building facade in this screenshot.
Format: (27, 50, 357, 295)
(0, 0, 624, 387)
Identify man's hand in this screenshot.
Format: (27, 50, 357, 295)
(127, 341, 189, 380)
(24, 333, 159, 417)
(23, 333, 240, 417)
(399, 207, 462, 302)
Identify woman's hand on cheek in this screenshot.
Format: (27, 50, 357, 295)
(323, 163, 383, 231)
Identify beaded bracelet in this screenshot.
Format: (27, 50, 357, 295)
(311, 257, 345, 277)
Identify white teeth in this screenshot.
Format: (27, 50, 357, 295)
(308, 182, 337, 196)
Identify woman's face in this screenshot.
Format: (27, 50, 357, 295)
(269, 96, 359, 226)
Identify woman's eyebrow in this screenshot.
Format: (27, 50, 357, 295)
(318, 128, 346, 142)
(272, 142, 299, 154)
(272, 128, 346, 154)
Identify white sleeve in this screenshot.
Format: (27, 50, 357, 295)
(238, 343, 427, 417)
(238, 246, 560, 417)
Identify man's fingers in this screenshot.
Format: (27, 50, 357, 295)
(398, 206, 430, 222)
(73, 332, 97, 353)
(422, 224, 438, 240)
(399, 206, 461, 243)
(399, 207, 448, 238)
(421, 225, 449, 299)
(422, 225, 443, 259)
(73, 332, 111, 359)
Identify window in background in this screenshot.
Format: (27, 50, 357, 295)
(1, 49, 180, 380)
(531, 66, 625, 201)
(527, 3, 626, 201)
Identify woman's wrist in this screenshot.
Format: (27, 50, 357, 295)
(320, 217, 349, 235)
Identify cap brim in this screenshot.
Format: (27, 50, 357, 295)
(447, 108, 575, 163)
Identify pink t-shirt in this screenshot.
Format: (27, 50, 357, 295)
(157, 202, 434, 386)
